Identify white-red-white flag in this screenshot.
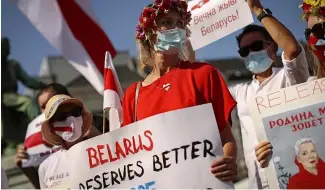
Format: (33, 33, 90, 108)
(14, 0, 117, 95)
(104, 51, 123, 131)
(23, 113, 61, 167)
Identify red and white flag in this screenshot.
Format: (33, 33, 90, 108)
(14, 0, 117, 94)
(103, 51, 123, 131)
(23, 113, 60, 167)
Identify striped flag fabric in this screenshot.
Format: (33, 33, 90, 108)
(14, 0, 117, 95)
(23, 114, 60, 167)
(103, 51, 123, 131)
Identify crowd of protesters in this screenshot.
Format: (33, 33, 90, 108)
(1, 0, 324, 189)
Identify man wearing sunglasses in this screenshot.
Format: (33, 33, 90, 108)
(254, 0, 325, 185)
(38, 94, 100, 189)
(15, 83, 72, 189)
(229, 0, 309, 189)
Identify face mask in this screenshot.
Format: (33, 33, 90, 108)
(178, 39, 195, 61)
(154, 28, 186, 54)
(245, 49, 273, 74)
(308, 36, 325, 63)
(53, 116, 83, 142)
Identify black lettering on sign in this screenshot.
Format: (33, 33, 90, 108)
(78, 160, 147, 189)
(135, 161, 144, 177)
(102, 172, 110, 188)
(180, 145, 190, 160)
(79, 183, 85, 189)
(171, 148, 179, 164)
(203, 139, 215, 157)
(93, 175, 102, 189)
(153, 155, 163, 172)
(127, 164, 135, 180)
(162, 151, 171, 168)
(111, 170, 120, 185)
(118, 165, 127, 181)
(85, 178, 93, 189)
(191, 141, 201, 159)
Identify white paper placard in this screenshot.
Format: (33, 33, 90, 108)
(67, 104, 234, 189)
(250, 78, 325, 189)
(188, 0, 253, 50)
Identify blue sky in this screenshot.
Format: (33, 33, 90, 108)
(2, 0, 307, 92)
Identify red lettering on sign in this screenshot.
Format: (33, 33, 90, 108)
(97, 144, 108, 165)
(86, 130, 154, 169)
(86, 147, 100, 169)
(319, 107, 325, 115)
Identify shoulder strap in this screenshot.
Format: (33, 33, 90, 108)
(134, 82, 141, 122)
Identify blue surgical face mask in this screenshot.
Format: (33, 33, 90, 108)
(154, 28, 186, 54)
(245, 49, 273, 74)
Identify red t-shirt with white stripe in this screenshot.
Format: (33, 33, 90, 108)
(122, 61, 236, 132)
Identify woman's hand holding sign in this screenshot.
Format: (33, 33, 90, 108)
(210, 157, 237, 181)
(255, 141, 273, 168)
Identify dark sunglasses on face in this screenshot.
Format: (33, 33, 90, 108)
(305, 22, 325, 41)
(51, 107, 83, 122)
(238, 40, 270, 57)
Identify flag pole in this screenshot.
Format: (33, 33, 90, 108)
(102, 108, 107, 134)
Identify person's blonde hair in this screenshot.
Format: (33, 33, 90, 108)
(136, 37, 155, 71)
(310, 50, 325, 79)
(304, 43, 325, 78)
(316, 62, 325, 79)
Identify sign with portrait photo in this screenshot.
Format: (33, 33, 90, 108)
(250, 78, 325, 189)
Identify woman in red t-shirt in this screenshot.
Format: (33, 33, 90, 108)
(122, 0, 238, 181)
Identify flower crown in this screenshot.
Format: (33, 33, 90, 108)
(300, 0, 325, 20)
(135, 0, 192, 42)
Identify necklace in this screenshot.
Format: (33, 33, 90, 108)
(150, 66, 180, 92)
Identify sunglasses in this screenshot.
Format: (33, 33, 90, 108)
(51, 107, 83, 122)
(238, 40, 271, 57)
(305, 22, 325, 41)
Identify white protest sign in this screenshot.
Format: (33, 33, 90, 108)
(250, 78, 325, 189)
(67, 104, 234, 189)
(22, 113, 60, 167)
(188, 0, 253, 50)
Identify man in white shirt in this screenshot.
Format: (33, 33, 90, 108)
(15, 83, 72, 189)
(230, 0, 309, 188)
(38, 94, 100, 189)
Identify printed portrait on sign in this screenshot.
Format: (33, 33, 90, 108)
(262, 102, 325, 189)
(285, 138, 325, 189)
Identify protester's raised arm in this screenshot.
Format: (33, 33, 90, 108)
(247, 0, 301, 60)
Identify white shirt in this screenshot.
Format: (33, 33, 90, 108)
(307, 76, 317, 81)
(229, 45, 309, 189)
(38, 150, 70, 189)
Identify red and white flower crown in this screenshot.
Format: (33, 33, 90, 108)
(300, 0, 325, 19)
(135, 0, 192, 42)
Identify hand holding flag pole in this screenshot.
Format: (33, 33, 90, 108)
(103, 52, 123, 133)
